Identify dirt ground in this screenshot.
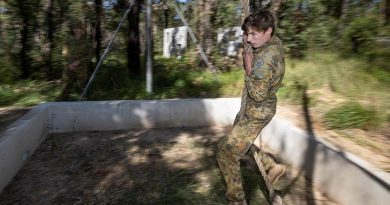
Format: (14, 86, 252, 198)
(0, 126, 338, 205)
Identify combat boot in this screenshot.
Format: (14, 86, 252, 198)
(229, 199, 247, 205)
(268, 164, 286, 184)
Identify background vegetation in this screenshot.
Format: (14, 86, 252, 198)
(0, 0, 389, 131)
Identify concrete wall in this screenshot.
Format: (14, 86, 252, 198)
(0, 104, 49, 194)
(47, 98, 240, 132)
(258, 119, 390, 205)
(1, 98, 389, 205)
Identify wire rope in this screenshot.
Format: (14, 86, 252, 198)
(79, 0, 135, 101)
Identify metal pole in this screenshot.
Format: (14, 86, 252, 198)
(145, 0, 153, 94)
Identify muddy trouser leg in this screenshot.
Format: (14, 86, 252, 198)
(216, 115, 276, 202)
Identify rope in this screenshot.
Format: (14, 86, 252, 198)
(79, 0, 135, 101)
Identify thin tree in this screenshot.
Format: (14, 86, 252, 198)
(162, 0, 169, 28)
(45, 0, 55, 79)
(127, 0, 141, 74)
(385, 0, 390, 25)
(204, 0, 214, 57)
(14, 0, 40, 79)
(196, 0, 215, 66)
(95, 0, 102, 65)
(0, 0, 4, 44)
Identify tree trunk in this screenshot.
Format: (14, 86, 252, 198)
(127, 0, 141, 74)
(95, 0, 102, 65)
(241, 0, 250, 19)
(204, 0, 213, 56)
(0, 0, 3, 41)
(197, 0, 214, 66)
(341, 0, 349, 20)
(291, 0, 304, 58)
(197, 0, 205, 58)
(334, 0, 344, 19)
(20, 22, 30, 79)
(17, 0, 34, 79)
(162, 1, 169, 28)
(385, 0, 390, 25)
(45, 0, 55, 80)
(270, 0, 282, 25)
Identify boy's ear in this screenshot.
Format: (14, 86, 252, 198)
(265, 27, 273, 35)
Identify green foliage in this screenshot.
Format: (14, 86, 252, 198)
(279, 0, 310, 58)
(371, 68, 390, 84)
(0, 81, 61, 106)
(342, 15, 380, 54)
(0, 57, 20, 83)
(305, 16, 338, 49)
(363, 25, 390, 71)
(0, 86, 21, 106)
(85, 53, 244, 101)
(278, 51, 389, 130)
(215, 0, 241, 28)
(324, 102, 378, 130)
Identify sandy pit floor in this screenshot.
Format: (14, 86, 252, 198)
(0, 127, 338, 205)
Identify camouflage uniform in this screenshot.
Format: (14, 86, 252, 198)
(217, 36, 285, 202)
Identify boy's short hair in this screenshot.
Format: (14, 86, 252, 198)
(241, 10, 276, 36)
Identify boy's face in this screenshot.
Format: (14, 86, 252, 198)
(245, 26, 272, 49)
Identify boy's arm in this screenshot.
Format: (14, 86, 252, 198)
(245, 46, 281, 102)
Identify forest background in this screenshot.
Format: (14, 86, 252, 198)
(0, 0, 389, 169)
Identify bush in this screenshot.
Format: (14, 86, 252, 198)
(342, 15, 379, 54)
(0, 57, 19, 83)
(324, 102, 378, 130)
(0, 86, 19, 106)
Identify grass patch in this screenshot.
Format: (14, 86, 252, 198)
(0, 81, 61, 107)
(280, 51, 389, 128)
(324, 102, 378, 130)
(281, 52, 390, 100)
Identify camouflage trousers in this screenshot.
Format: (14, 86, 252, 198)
(216, 114, 275, 202)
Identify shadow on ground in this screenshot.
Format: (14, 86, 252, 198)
(0, 126, 337, 205)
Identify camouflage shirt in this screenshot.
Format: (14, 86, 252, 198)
(239, 36, 285, 120)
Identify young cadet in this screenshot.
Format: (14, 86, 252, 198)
(217, 10, 286, 205)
